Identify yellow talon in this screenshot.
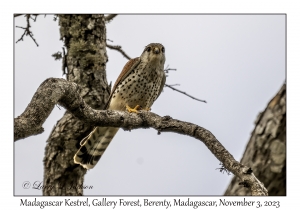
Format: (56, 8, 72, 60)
(126, 104, 141, 113)
(126, 105, 151, 112)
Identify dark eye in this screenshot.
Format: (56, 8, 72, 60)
(161, 47, 165, 53)
(146, 47, 151, 52)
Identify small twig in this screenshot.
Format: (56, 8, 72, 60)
(30, 15, 37, 21)
(62, 47, 67, 75)
(164, 68, 177, 73)
(14, 14, 39, 18)
(216, 163, 231, 175)
(15, 14, 39, 47)
(165, 84, 207, 103)
(51, 51, 62, 60)
(106, 39, 113, 42)
(167, 84, 180, 87)
(107, 44, 131, 60)
(14, 14, 24, 17)
(164, 64, 177, 73)
(105, 14, 118, 22)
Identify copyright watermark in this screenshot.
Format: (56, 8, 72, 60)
(21, 181, 93, 190)
(22, 181, 31, 189)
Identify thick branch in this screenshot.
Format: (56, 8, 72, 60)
(225, 83, 286, 195)
(14, 78, 268, 196)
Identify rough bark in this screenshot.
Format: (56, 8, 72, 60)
(224, 83, 286, 196)
(42, 15, 110, 196)
(15, 77, 269, 196)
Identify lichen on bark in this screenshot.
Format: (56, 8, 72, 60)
(43, 15, 110, 196)
(224, 84, 286, 196)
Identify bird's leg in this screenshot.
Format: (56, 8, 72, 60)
(126, 105, 151, 113)
(144, 107, 151, 111)
(126, 104, 141, 113)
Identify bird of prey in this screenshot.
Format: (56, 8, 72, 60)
(74, 43, 166, 169)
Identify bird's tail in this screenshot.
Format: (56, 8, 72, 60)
(74, 127, 119, 169)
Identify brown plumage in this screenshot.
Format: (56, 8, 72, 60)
(74, 43, 166, 169)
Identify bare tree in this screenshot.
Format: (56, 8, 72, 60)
(14, 14, 285, 196)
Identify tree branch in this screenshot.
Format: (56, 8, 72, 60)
(106, 44, 131, 60)
(164, 64, 177, 73)
(105, 14, 117, 22)
(14, 77, 268, 196)
(15, 14, 39, 46)
(14, 14, 23, 17)
(165, 84, 207, 103)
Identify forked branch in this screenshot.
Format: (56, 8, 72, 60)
(15, 14, 39, 46)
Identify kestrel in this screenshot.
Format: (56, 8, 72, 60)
(74, 43, 166, 169)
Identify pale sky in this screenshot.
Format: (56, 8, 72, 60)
(14, 14, 285, 195)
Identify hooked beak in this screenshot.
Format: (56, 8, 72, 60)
(153, 47, 160, 54)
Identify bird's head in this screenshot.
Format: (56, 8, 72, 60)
(140, 43, 166, 66)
